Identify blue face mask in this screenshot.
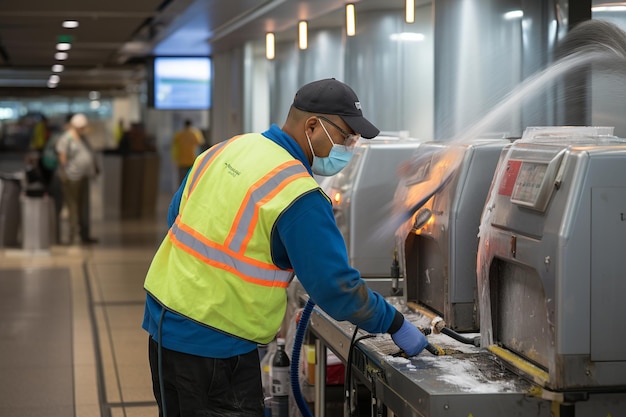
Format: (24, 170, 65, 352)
(306, 122, 354, 176)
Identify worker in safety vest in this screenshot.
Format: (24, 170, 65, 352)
(142, 78, 428, 417)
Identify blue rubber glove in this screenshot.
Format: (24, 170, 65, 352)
(391, 318, 428, 356)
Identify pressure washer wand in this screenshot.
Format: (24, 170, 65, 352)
(425, 342, 445, 356)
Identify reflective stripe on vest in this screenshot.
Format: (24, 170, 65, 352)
(170, 215, 291, 287)
(224, 160, 310, 254)
(188, 139, 230, 196)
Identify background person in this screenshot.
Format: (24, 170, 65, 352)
(170, 119, 205, 185)
(142, 78, 427, 417)
(56, 113, 99, 245)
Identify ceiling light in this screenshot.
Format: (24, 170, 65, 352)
(390, 32, 425, 42)
(406, 0, 415, 23)
(592, 5, 626, 12)
(503, 10, 524, 20)
(56, 43, 71, 51)
(52, 64, 64, 72)
(55, 52, 68, 60)
(266, 33, 275, 60)
(49, 75, 60, 84)
(47, 81, 58, 89)
(89, 91, 100, 100)
(346, 4, 356, 37)
(298, 21, 308, 50)
(62, 20, 79, 29)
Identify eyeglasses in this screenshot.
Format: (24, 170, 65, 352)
(316, 116, 360, 148)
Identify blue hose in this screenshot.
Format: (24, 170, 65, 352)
(290, 298, 315, 417)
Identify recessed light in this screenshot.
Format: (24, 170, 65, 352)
(504, 10, 524, 20)
(52, 64, 64, 72)
(390, 32, 425, 42)
(49, 75, 60, 84)
(62, 20, 79, 29)
(56, 43, 71, 51)
(55, 52, 68, 60)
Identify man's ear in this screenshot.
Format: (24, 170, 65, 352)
(303, 116, 318, 137)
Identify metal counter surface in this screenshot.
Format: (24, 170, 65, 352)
(308, 298, 551, 417)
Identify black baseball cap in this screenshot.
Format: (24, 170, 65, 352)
(292, 78, 380, 139)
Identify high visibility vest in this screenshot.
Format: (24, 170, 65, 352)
(144, 133, 324, 344)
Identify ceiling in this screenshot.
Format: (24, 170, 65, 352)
(0, 0, 405, 97)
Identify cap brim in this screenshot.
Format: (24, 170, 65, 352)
(341, 115, 380, 139)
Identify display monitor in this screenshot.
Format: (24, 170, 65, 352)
(152, 57, 211, 110)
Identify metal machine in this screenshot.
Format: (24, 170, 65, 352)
(397, 139, 510, 331)
(306, 128, 626, 417)
(477, 127, 626, 396)
(319, 134, 423, 295)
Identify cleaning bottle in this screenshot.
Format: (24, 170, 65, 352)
(260, 340, 276, 416)
(270, 337, 290, 417)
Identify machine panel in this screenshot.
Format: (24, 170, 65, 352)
(591, 186, 626, 362)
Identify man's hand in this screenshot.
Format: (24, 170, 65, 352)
(391, 318, 428, 356)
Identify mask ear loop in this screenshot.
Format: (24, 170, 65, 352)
(317, 118, 336, 147)
(305, 131, 316, 157)
(317, 118, 353, 153)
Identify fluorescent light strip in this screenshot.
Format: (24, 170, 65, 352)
(266, 33, 275, 60)
(593, 5, 626, 12)
(406, 0, 415, 23)
(346, 4, 356, 37)
(298, 21, 308, 50)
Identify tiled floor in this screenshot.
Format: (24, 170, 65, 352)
(0, 194, 170, 417)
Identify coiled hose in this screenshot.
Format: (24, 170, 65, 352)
(290, 298, 316, 417)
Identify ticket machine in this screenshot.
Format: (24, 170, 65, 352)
(477, 126, 626, 391)
(396, 139, 510, 331)
(320, 135, 423, 295)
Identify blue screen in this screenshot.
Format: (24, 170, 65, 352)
(153, 57, 211, 110)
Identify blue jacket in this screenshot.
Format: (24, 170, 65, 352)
(142, 124, 403, 357)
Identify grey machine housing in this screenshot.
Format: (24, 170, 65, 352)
(319, 135, 423, 296)
(397, 139, 510, 331)
(477, 127, 626, 391)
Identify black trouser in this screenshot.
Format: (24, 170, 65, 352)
(148, 337, 264, 417)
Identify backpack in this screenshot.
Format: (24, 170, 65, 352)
(41, 134, 59, 171)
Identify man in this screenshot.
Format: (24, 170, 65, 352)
(143, 78, 428, 417)
(56, 113, 98, 245)
(171, 119, 205, 184)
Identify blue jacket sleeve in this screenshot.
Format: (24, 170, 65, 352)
(274, 190, 403, 334)
(167, 174, 188, 227)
